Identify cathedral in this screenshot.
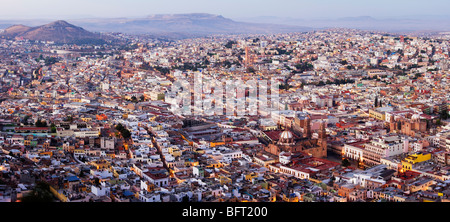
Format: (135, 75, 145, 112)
(264, 115, 328, 158)
(389, 113, 428, 137)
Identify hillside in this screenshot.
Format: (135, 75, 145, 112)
(1, 20, 106, 44)
(69, 13, 312, 37)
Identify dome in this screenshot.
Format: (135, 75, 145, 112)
(280, 130, 293, 140)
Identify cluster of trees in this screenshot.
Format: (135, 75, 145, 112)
(35, 55, 59, 66)
(294, 61, 314, 72)
(224, 40, 237, 49)
(115, 123, 131, 139)
(275, 47, 293, 55)
(440, 109, 449, 120)
(128, 95, 145, 103)
(306, 78, 355, 87)
(173, 62, 207, 72)
(35, 119, 48, 127)
(374, 96, 384, 108)
(71, 38, 107, 46)
(20, 181, 54, 202)
(23, 117, 57, 133)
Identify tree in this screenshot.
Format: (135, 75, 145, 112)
(342, 158, 351, 167)
(115, 123, 131, 139)
(35, 119, 47, 127)
(115, 123, 124, 132)
(121, 129, 131, 139)
(22, 115, 31, 125)
(182, 195, 190, 202)
(224, 40, 236, 49)
(327, 176, 336, 187)
(440, 109, 449, 120)
(50, 123, 57, 133)
(317, 81, 325, 86)
(20, 181, 54, 202)
(246, 67, 256, 73)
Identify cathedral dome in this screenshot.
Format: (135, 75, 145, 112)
(280, 130, 293, 140)
(278, 130, 295, 145)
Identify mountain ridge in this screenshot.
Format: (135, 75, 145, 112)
(0, 20, 106, 43)
(67, 13, 313, 37)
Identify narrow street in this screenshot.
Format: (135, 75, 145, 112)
(144, 126, 172, 175)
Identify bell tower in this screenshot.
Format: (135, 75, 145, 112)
(317, 121, 327, 157)
(305, 115, 311, 138)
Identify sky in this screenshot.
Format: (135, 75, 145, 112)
(1, 0, 450, 20)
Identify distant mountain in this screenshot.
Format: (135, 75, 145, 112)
(235, 15, 450, 33)
(0, 24, 32, 37)
(0, 20, 107, 44)
(68, 13, 312, 38)
(336, 16, 377, 21)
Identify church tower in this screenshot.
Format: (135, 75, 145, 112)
(305, 115, 311, 138)
(317, 121, 327, 158)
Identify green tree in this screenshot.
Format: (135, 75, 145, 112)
(115, 123, 124, 132)
(22, 115, 31, 125)
(440, 109, 449, 120)
(50, 123, 57, 133)
(115, 123, 131, 139)
(224, 40, 236, 48)
(121, 129, 131, 139)
(327, 176, 336, 187)
(342, 158, 351, 167)
(20, 181, 54, 202)
(35, 119, 47, 127)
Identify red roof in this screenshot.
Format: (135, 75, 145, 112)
(15, 127, 49, 130)
(263, 130, 300, 142)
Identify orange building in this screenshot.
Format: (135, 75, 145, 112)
(96, 114, 108, 121)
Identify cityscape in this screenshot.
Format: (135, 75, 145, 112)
(1, 1, 450, 209)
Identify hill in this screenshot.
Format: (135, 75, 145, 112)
(1, 20, 107, 44)
(69, 13, 312, 38)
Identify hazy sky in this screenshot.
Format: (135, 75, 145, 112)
(1, 0, 449, 20)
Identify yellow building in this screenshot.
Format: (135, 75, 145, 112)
(210, 141, 225, 148)
(106, 152, 115, 159)
(81, 117, 92, 122)
(73, 148, 85, 156)
(369, 109, 385, 121)
(184, 160, 199, 167)
(90, 159, 111, 170)
(39, 151, 53, 157)
(168, 147, 182, 158)
(401, 152, 431, 172)
(207, 161, 223, 168)
(245, 172, 258, 182)
(219, 175, 232, 185)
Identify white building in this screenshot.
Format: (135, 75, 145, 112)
(91, 182, 110, 197)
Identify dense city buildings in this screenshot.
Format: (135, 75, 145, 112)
(1, 26, 450, 203)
